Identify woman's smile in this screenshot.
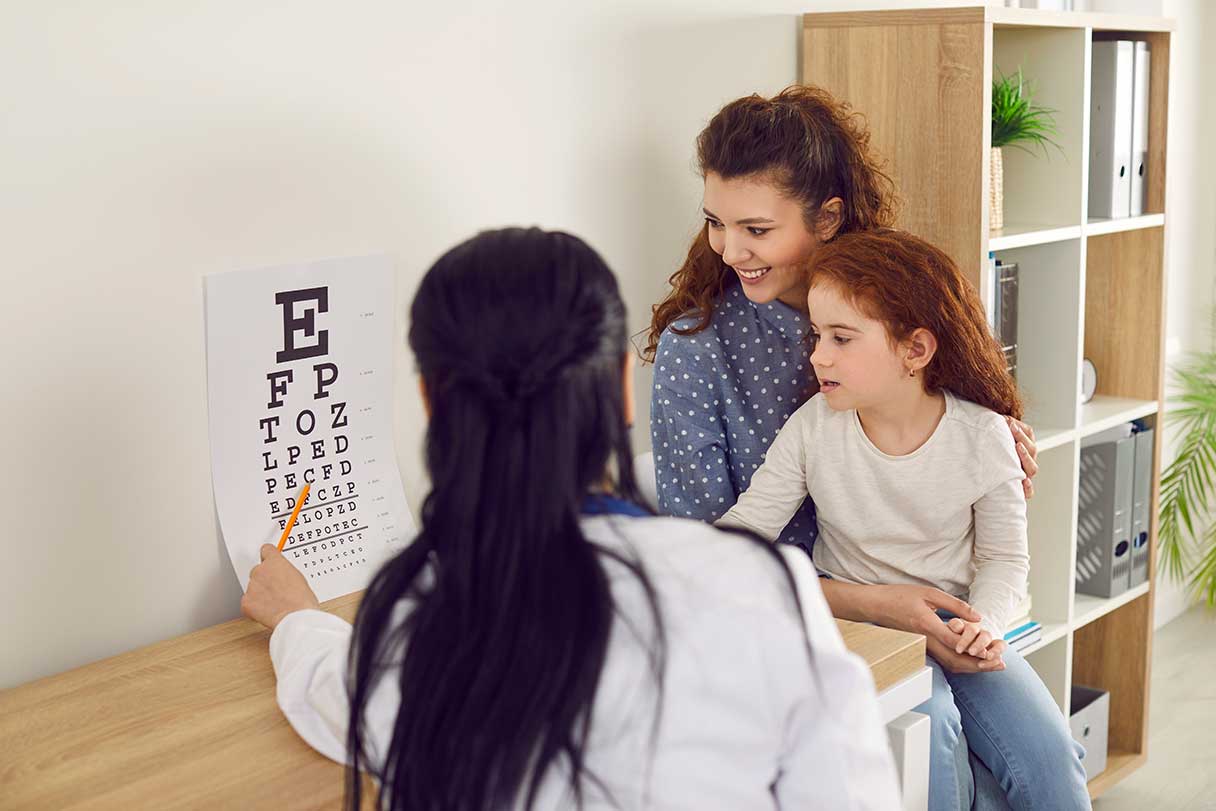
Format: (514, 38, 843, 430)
(734, 265, 772, 283)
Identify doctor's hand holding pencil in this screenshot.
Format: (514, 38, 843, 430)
(242, 483, 321, 630)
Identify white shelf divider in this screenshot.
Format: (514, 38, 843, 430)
(1024, 632, 1073, 715)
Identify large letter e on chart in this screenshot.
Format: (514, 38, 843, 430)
(276, 287, 330, 363)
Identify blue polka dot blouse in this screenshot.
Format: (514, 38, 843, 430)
(650, 277, 818, 557)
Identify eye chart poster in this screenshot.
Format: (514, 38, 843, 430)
(205, 255, 415, 602)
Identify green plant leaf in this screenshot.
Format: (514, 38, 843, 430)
(1159, 353, 1216, 603)
(1190, 521, 1216, 607)
(991, 67, 1063, 156)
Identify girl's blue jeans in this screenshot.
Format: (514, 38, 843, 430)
(914, 614, 1091, 810)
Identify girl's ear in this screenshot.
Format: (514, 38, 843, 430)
(814, 197, 845, 242)
(903, 328, 938, 375)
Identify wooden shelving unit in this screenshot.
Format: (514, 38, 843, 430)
(803, 6, 1173, 798)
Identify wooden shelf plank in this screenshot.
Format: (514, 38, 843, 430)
(1088, 751, 1147, 799)
(1072, 582, 1151, 631)
(1078, 396, 1158, 438)
(1085, 213, 1165, 237)
(802, 8, 983, 28)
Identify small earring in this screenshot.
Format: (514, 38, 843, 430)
(909, 368, 916, 378)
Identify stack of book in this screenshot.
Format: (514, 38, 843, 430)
(1002, 594, 1042, 654)
(981, 254, 1018, 381)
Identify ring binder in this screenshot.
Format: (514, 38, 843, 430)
(1089, 41, 1135, 219)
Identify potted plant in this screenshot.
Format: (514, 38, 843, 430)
(990, 68, 1061, 232)
(1158, 352, 1216, 606)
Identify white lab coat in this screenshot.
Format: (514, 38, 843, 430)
(269, 513, 900, 810)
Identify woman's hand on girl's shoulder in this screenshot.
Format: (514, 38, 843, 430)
(242, 545, 321, 631)
(1006, 416, 1039, 499)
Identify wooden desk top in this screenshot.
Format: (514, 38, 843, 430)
(835, 619, 926, 693)
(0, 595, 924, 810)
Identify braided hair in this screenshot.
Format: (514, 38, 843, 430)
(345, 228, 663, 810)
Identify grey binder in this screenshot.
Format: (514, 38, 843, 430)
(1077, 436, 1135, 598)
(1130, 41, 1151, 216)
(1129, 428, 1155, 587)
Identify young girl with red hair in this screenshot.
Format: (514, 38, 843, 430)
(718, 230, 1090, 810)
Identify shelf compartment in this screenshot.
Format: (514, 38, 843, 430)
(1025, 633, 1071, 715)
(1026, 441, 1079, 630)
(1091, 31, 1171, 214)
(1084, 211, 1166, 405)
(1071, 594, 1151, 795)
(1085, 213, 1165, 237)
(1078, 396, 1157, 438)
(994, 239, 1084, 432)
(991, 26, 1086, 240)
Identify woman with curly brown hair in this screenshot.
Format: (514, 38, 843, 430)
(644, 88, 904, 558)
(716, 230, 1089, 811)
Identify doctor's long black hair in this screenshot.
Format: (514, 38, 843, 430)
(344, 227, 813, 811)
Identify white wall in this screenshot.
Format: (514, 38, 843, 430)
(2, 0, 1208, 687)
(0, 0, 812, 688)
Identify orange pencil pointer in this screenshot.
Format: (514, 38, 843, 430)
(276, 482, 311, 552)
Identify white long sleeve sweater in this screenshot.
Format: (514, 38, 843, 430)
(719, 391, 1029, 639)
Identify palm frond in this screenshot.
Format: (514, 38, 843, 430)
(1159, 353, 1216, 601)
(1189, 521, 1216, 607)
